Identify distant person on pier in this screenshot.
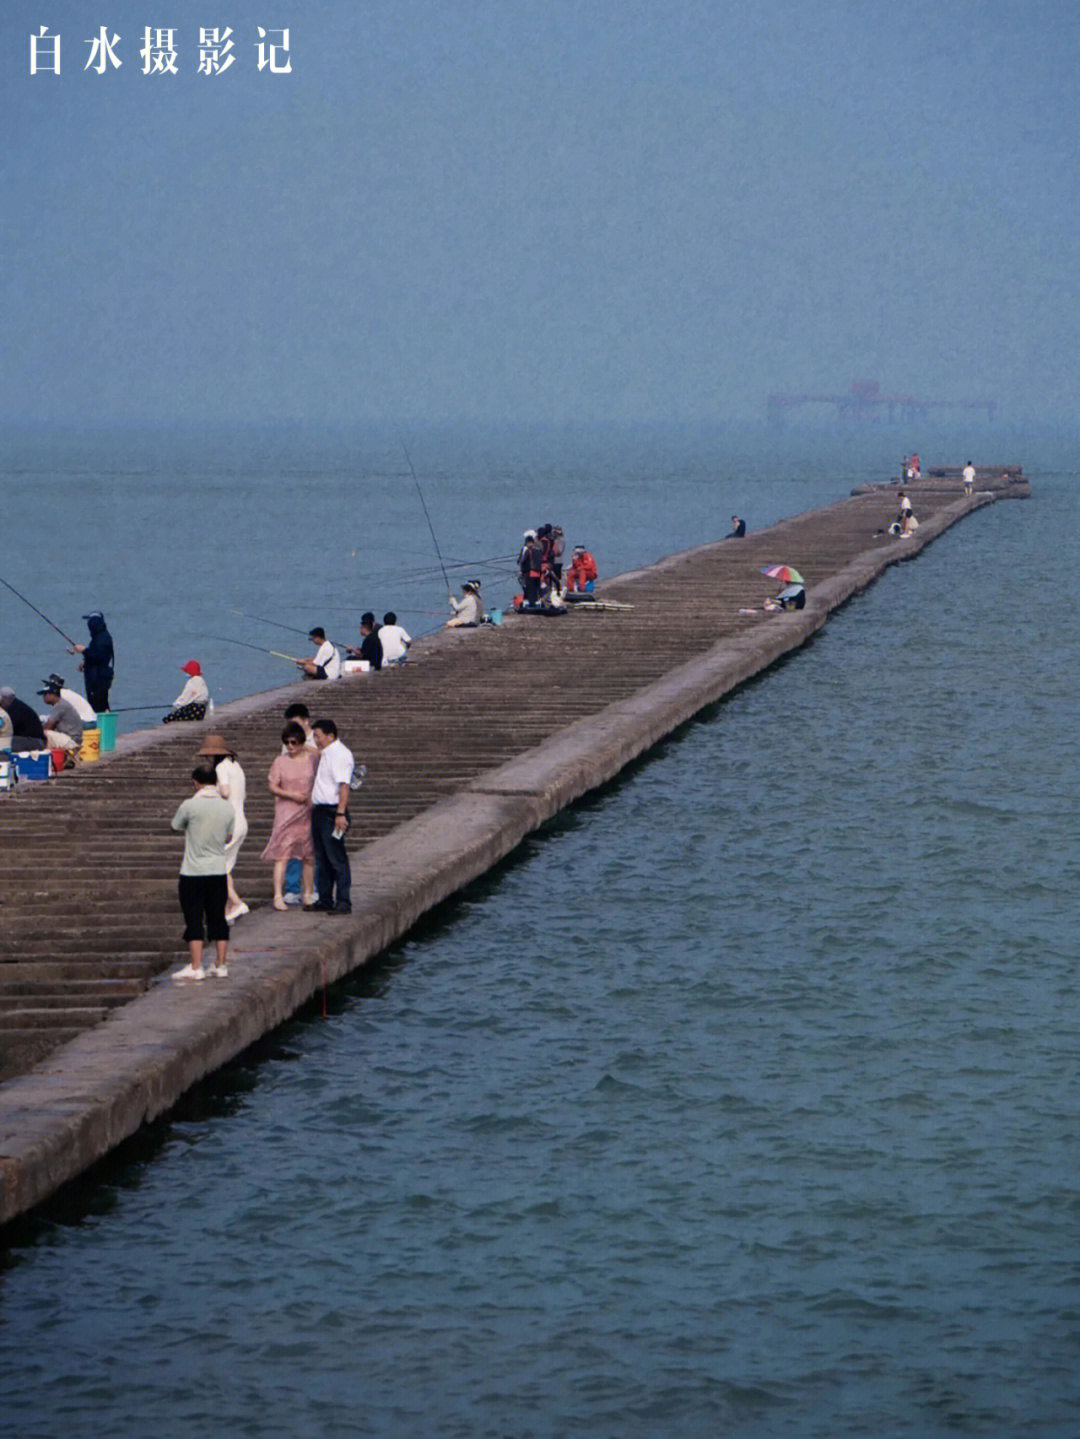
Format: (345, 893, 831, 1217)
(963, 461, 976, 496)
(71, 610, 114, 714)
(549, 526, 566, 588)
(0, 687, 47, 752)
(564, 545, 598, 595)
(725, 515, 747, 539)
(518, 530, 544, 607)
(171, 761, 234, 982)
(295, 627, 341, 680)
(379, 612, 412, 664)
(163, 660, 209, 723)
(447, 580, 482, 627)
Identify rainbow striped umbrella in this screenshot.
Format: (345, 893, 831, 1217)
(760, 564, 804, 585)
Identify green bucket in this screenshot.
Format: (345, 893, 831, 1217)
(97, 711, 117, 751)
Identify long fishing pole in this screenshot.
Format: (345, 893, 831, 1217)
(208, 634, 297, 662)
(228, 608, 313, 638)
(226, 609, 349, 650)
(401, 439, 452, 594)
(0, 574, 79, 647)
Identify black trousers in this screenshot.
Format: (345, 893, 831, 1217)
(312, 804, 351, 909)
(178, 874, 229, 942)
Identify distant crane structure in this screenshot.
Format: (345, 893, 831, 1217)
(767, 380, 996, 427)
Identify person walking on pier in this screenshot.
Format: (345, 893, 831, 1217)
(963, 460, 976, 496)
(171, 761, 235, 981)
(307, 718, 355, 914)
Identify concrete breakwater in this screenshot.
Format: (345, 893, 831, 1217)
(0, 472, 1029, 1226)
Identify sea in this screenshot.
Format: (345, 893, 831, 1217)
(1, 419, 1078, 1437)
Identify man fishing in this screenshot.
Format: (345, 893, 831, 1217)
(0, 688, 46, 753)
(71, 611, 114, 713)
(344, 613, 383, 671)
(294, 627, 341, 680)
(38, 679, 84, 753)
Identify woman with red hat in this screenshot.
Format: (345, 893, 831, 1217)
(163, 660, 210, 724)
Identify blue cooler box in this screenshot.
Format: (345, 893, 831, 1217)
(14, 751, 51, 781)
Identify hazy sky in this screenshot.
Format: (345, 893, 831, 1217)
(3, 0, 1077, 423)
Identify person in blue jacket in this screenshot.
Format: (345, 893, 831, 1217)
(72, 610, 114, 713)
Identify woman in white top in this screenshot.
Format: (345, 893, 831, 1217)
(163, 660, 210, 723)
(199, 733, 249, 920)
(447, 580, 482, 628)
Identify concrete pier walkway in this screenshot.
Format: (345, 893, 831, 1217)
(0, 470, 1029, 1225)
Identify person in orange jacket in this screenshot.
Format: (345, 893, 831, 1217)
(564, 545, 598, 594)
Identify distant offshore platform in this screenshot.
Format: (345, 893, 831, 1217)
(767, 379, 996, 427)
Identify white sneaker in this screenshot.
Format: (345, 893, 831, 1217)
(173, 963, 206, 982)
(225, 902, 249, 921)
(208, 963, 229, 979)
(283, 893, 301, 906)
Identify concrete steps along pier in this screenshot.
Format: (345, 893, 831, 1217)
(0, 468, 1029, 1225)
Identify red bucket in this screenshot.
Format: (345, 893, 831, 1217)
(51, 749, 67, 773)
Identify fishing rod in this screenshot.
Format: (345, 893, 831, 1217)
(401, 438, 452, 594)
(207, 634, 297, 662)
(0, 574, 79, 647)
(109, 703, 180, 713)
(226, 609, 351, 653)
(228, 608, 313, 638)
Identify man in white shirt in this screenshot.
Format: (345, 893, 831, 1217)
(962, 461, 976, 496)
(295, 627, 341, 680)
(307, 718, 355, 914)
(379, 612, 412, 664)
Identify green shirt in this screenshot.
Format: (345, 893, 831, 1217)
(171, 789, 235, 876)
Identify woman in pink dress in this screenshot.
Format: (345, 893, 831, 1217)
(262, 721, 317, 910)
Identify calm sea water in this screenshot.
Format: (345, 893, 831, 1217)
(2, 422, 1078, 1437)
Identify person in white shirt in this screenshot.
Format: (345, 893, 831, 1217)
(163, 659, 210, 722)
(295, 627, 341, 680)
(962, 461, 976, 496)
(379, 612, 412, 664)
(197, 733, 249, 921)
(307, 718, 355, 914)
(447, 580, 482, 628)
